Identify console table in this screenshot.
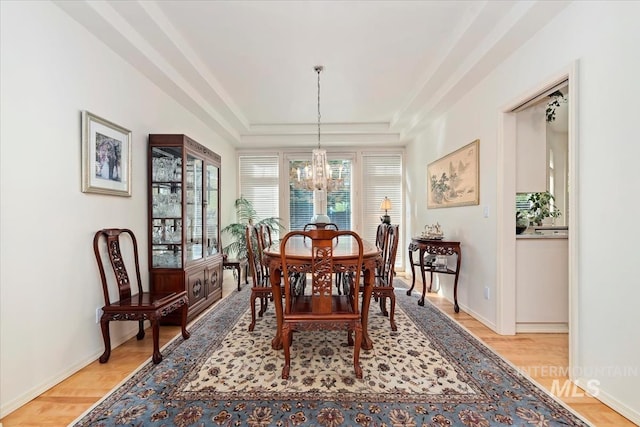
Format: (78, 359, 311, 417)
(223, 258, 248, 291)
(407, 238, 462, 312)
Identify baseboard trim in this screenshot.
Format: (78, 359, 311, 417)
(516, 322, 569, 333)
(0, 324, 140, 418)
(574, 377, 640, 425)
(461, 304, 498, 332)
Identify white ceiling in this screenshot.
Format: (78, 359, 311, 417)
(54, 0, 570, 148)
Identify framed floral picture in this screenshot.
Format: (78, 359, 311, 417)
(81, 111, 132, 196)
(427, 139, 479, 209)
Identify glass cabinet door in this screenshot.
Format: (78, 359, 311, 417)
(150, 146, 182, 268)
(206, 164, 219, 255)
(186, 154, 203, 263)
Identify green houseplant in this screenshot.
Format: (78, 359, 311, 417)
(527, 191, 562, 226)
(221, 196, 283, 260)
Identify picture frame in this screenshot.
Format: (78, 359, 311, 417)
(81, 111, 132, 196)
(427, 139, 479, 209)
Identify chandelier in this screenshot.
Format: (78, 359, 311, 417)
(291, 65, 344, 192)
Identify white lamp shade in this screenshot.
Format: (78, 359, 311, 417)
(380, 197, 392, 211)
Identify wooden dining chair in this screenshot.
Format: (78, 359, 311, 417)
(279, 229, 364, 379)
(247, 225, 277, 331)
(93, 228, 190, 364)
(369, 224, 400, 331)
(257, 223, 273, 280)
(303, 222, 339, 231)
(303, 222, 345, 293)
(375, 222, 387, 251)
(260, 223, 273, 247)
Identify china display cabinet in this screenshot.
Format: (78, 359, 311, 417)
(148, 134, 222, 324)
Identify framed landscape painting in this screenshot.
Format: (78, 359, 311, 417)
(81, 111, 132, 196)
(427, 139, 479, 209)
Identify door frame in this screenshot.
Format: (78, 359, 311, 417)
(496, 60, 580, 377)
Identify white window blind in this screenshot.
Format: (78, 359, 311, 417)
(361, 154, 403, 268)
(239, 156, 279, 223)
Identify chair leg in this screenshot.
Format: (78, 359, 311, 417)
(248, 292, 257, 332)
(136, 320, 145, 340)
(150, 318, 162, 364)
(259, 296, 268, 316)
(180, 303, 191, 340)
(99, 318, 111, 363)
(388, 293, 397, 331)
(353, 324, 363, 379)
(281, 324, 292, 379)
(378, 295, 389, 317)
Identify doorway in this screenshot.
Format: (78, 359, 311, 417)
(496, 62, 579, 376)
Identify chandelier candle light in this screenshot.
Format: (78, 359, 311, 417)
(293, 65, 344, 223)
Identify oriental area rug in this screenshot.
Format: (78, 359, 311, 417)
(72, 281, 589, 427)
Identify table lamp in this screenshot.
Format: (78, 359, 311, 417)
(380, 196, 392, 224)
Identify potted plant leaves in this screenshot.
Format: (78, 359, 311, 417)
(221, 196, 284, 260)
(527, 191, 562, 226)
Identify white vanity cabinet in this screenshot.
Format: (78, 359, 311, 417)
(516, 234, 568, 332)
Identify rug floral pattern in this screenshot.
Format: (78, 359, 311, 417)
(72, 281, 589, 426)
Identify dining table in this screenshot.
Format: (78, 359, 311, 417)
(262, 234, 382, 351)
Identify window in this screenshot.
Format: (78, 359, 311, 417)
(361, 153, 403, 268)
(237, 151, 403, 268)
(238, 155, 279, 224)
(288, 159, 352, 230)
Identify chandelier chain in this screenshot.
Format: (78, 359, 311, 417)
(290, 65, 343, 195)
(317, 66, 321, 149)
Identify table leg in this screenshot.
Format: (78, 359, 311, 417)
(418, 248, 427, 306)
(453, 251, 461, 313)
(361, 267, 374, 350)
(236, 265, 241, 291)
(270, 266, 283, 350)
(407, 247, 416, 296)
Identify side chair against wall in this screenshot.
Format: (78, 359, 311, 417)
(93, 228, 190, 364)
(279, 229, 365, 379)
(246, 224, 275, 331)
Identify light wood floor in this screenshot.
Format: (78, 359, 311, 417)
(1, 276, 634, 426)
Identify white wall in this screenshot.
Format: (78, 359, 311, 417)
(0, 1, 237, 416)
(405, 1, 640, 422)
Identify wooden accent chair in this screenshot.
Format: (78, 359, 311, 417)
(279, 229, 364, 379)
(93, 228, 190, 364)
(247, 225, 275, 331)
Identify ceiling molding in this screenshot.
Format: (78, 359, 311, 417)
(54, 0, 570, 148)
(239, 132, 400, 149)
(54, 0, 243, 143)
